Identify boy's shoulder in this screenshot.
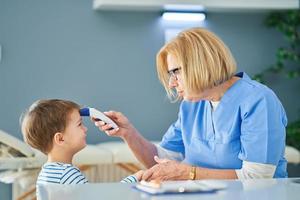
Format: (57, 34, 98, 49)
(42, 162, 74, 169)
(38, 162, 88, 185)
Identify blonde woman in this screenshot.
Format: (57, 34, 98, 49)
(96, 28, 287, 181)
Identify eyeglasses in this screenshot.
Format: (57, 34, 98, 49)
(168, 67, 181, 82)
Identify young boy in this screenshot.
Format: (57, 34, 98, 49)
(21, 99, 142, 187)
(21, 99, 89, 185)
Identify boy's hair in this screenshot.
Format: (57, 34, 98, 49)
(21, 99, 80, 154)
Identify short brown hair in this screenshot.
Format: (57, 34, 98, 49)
(21, 99, 80, 154)
(157, 28, 237, 101)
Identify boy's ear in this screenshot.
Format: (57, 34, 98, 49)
(53, 132, 64, 145)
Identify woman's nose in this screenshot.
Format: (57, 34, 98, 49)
(168, 77, 178, 88)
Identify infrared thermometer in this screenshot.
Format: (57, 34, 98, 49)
(79, 107, 118, 129)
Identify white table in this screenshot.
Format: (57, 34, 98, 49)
(38, 178, 300, 200)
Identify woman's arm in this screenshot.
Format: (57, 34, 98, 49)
(94, 111, 158, 168)
(142, 156, 237, 181)
(195, 167, 237, 179)
(142, 157, 278, 181)
(122, 128, 158, 168)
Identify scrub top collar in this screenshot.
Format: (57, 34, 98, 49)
(235, 71, 251, 80)
(216, 71, 249, 105)
(183, 72, 249, 105)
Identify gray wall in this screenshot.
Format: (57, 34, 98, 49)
(0, 182, 11, 200)
(1, 1, 300, 199)
(0, 0, 177, 145)
(1, 0, 299, 144)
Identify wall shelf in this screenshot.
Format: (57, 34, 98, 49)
(93, 0, 299, 12)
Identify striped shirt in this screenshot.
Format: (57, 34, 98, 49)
(37, 162, 88, 185)
(120, 175, 138, 183)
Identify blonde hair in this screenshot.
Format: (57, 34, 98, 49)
(157, 27, 237, 101)
(20, 99, 80, 154)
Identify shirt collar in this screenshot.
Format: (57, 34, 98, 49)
(235, 71, 251, 80)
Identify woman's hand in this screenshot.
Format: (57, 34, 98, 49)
(134, 170, 145, 181)
(94, 110, 158, 168)
(93, 111, 137, 139)
(141, 156, 190, 182)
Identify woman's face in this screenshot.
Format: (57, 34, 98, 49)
(167, 54, 184, 98)
(167, 54, 204, 102)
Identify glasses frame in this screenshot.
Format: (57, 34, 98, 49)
(168, 67, 181, 82)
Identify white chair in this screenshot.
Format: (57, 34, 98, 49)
(97, 141, 143, 173)
(285, 145, 300, 164)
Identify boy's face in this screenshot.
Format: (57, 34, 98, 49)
(63, 109, 88, 154)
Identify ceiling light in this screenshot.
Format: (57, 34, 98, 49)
(162, 12, 206, 22)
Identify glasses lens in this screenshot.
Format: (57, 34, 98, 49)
(168, 68, 180, 81)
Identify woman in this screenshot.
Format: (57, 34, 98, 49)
(96, 28, 287, 181)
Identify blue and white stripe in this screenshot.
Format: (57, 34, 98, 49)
(120, 175, 138, 183)
(37, 162, 88, 185)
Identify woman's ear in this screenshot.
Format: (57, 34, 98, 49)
(53, 132, 64, 146)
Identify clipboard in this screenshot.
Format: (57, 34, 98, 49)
(134, 180, 227, 195)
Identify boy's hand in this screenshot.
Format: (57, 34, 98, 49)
(134, 170, 145, 181)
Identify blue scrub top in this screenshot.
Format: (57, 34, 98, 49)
(160, 72, 288, 178)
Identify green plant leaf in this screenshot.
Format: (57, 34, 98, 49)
(254, 10, 300, 150)
(286, 119, 300, 151)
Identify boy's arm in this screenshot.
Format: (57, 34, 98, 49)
(120, 170, 144, 183)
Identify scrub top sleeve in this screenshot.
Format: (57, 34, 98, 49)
(239, 92, 287, 165)
(160, 113, 185, 155)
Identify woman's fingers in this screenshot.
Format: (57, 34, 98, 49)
(102, 123, 112, 130)
(94, 120, 105, 126)
(134, 170, 145, 181)
(104, 111, 121, 121)
(154, 156, 170, 164)
(94, 121, 109, 129)
(105, 128, 119, 136)
(142, 160, 182, 181)
(142, 167, 155, 181)
(92, 110, 131, 138)
(93, 120, 120, 137)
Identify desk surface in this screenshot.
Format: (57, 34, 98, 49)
(38, 178, 300, 200)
